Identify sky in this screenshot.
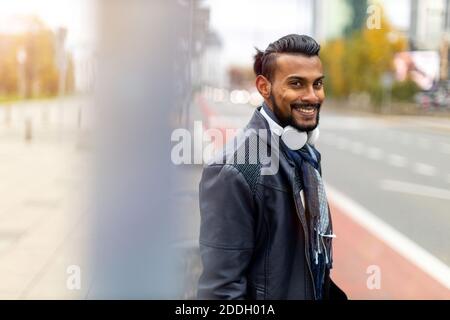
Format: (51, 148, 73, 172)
(205, 0, 311, 66)
(205, 0, 412, 66)
(0, 0, 412, 65)
(0, 0, 95, 51)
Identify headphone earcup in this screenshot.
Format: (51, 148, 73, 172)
(307, 127, 320, 146)
(281, 126, 307, 150)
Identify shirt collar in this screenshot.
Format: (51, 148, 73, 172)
(260, 102, 283, 137)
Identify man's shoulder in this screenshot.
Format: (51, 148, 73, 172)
(202, 132, 266, 193)
(206, 125, 266, 165)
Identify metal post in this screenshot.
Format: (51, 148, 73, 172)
(88, 0, 187, 298)
(55, 27, 68, 140)
(25, 117, 32, 142)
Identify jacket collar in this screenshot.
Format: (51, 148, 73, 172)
(246, 106, 298, 177)
(260, 105, 283, 137)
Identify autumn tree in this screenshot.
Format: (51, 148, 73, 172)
(321, 3, 408, 106)
(0, 16, 75, 100)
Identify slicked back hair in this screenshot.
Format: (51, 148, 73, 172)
(253, 34, 320, 81)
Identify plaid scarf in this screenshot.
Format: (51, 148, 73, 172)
(284, 145, 334, 300)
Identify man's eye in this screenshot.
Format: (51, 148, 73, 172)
(291, 81, 302, 87)
(314, 81, 323, 88)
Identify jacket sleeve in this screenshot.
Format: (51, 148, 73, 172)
(197, 164, 255, 300)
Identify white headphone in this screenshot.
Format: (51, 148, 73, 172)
(260, 107, 320, 150)
(282, 126, 319, 150)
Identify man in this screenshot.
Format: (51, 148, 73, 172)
(197, 34, 347, 300)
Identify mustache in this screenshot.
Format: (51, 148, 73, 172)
(290, 102, 321, 109)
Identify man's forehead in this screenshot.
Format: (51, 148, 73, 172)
(274, 53, 323, 79)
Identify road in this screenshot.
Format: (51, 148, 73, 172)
(194, 96, 450, 298)
(318, 113, 450, 265)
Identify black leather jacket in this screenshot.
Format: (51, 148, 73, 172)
(197, 107, 347, 300)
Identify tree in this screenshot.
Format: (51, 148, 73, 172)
(0, 16, 75, 100)
(321, 4, 408, 106)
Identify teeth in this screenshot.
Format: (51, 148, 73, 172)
(299, 108, 314, 114)
(292, 105, 317, 115)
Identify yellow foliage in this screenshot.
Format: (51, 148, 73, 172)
(321, 4, 407, 102)
(0, 16, 75, 100)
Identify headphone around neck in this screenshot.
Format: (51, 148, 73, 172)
(260, 105, 320, 150)
(281, 126, 320, 150)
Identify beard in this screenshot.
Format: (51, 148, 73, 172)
(269, 93, 320, 132)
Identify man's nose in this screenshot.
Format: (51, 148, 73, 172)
(301, 86, 320, 104)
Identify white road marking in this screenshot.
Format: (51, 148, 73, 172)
(366, 147, 383, 160)
(386, 131, 394, 140)
(320, 133, 330, 141)
(326, 184, 450, 290)
(336, 137, 349, 150)
(418, 137, 429, 149)
(387, 154, 407, 168)
(350, 141, 364, 155)
(413, 163, 437, 177)
(380, 179, 450, 201)
(321, 133, 335, 145)
(440, 143, 450, 155)
(400, 133, 410, 145)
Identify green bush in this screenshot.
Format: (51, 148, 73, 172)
(391, 79, 419, 102)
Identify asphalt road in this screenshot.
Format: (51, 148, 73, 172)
(318, 111, 450, 266)
(201, 99, 450, 268)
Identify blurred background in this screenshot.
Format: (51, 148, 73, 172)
(0, 0, 449, 299)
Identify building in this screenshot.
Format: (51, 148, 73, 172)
(312, 0, 353, 42)
(410, 0, 446, 50)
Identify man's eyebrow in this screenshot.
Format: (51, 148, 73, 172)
(285, 75, 325, 82)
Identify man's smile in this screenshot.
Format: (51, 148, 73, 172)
(291, 103, 320, 119)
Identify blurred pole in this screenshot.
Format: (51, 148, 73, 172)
(445, 0, 450, 32)
(442, 0, 450, 83)
(88, 0, 186, 298)
(311, 0, 324, 42)
(77, 105, 82, 129)
(382, 72, 393, 114)
(24, 117, 32, 143)
(410, 0, 418, 49)
(17, 48, 27, 99)
(55, 28, 68, 139)
(440, 38, 448, 82)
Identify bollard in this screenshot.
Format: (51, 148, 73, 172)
(78, 106, 82, 129)
(25, 117, 32, 142)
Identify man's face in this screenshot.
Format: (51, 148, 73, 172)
(267, 54, 325, 132)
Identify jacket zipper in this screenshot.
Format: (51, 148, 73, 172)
(292, 181, 317, 300)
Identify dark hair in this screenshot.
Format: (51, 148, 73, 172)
(253, 34, 320, 81)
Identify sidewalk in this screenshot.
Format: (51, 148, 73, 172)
(0, 100, 91, 299)
(330, 198, 450, 299)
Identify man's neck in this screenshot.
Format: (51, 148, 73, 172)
(262, 101, 282, 127)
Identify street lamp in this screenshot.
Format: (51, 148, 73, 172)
(17, 48, 27, 99)
(54, 27, 68, 138)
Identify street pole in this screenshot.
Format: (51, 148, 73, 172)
(17, 48, 27, 99)
(88, 0, 186, 298)
(55, 27, 68, 140)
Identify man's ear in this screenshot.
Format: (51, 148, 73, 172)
(255, 75, 271, 99)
